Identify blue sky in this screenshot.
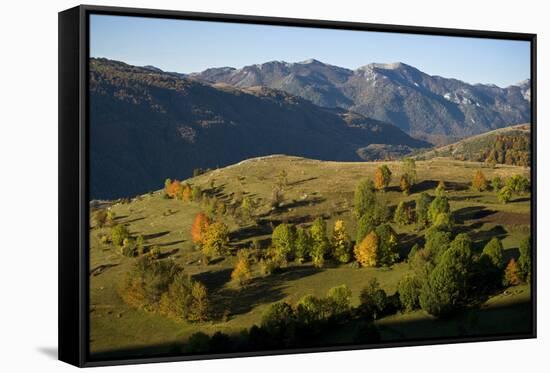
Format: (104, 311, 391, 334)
(90, 14, 530, 87)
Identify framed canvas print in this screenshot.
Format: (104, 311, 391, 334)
(58, 5, 536, 367)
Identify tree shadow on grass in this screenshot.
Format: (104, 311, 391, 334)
(453, 206, 496, 224)
(396, 232, 424, 258)
(211, 265, 322, 320)
(143, 231, 171, 240)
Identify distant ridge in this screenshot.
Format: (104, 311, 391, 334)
(192, 59, 530, 144)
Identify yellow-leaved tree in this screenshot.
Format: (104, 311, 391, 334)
(354, 231, 379, 267)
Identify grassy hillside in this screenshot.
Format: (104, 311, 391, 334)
(89, 155, 531, 358)
(415, 124, 530, 165)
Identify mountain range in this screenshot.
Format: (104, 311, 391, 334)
(90, 58, 428, 199)
(191, 59, 530, 144)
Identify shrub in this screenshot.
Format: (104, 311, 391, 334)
(191, 185, 202, 201)
(472, 170, 488, 191)
(259, 257, 281, 276)
(354, 231, 378, 267)
(332, 220, 352, 263)
(398, 275, 422, 312)
(92, 209, 108, 228)
(120, 238, 137, 257)
(136, 235, 145, 255)
(272, 223, 296, 261)
(147, 245, 161, 260)
(498, 186, 513, 204)
(374, 165, 392, 191)
(111, 224, 130, 247)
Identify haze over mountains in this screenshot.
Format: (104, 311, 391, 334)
(191, 59, 531, 144)
(90, 58, 428, 199)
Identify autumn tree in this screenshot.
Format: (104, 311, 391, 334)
(503, 258, 521, 286)
(472, 170, 488, 191)
(191, 212, 211, 245)
(178, 183, 193, 201)
(332, 220, 352, 263)
(374, 165, 392, 191)
(272, 223, 296, 261)
(310, 217, 329, 268)
(354, 231, 379, 267)
(202, 221, 229, 259)
(189, 282, 210, 321)
(165, 179, 182, 198)
(231, 250, 253, 287)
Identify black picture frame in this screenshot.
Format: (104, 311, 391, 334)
(59, 4, 537, 367)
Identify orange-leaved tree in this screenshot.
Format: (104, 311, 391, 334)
(472, 170, 488, 192)
(191, 212, 211, 245)
(374, 165, 392, 191)
(504, 258, 521, 286)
